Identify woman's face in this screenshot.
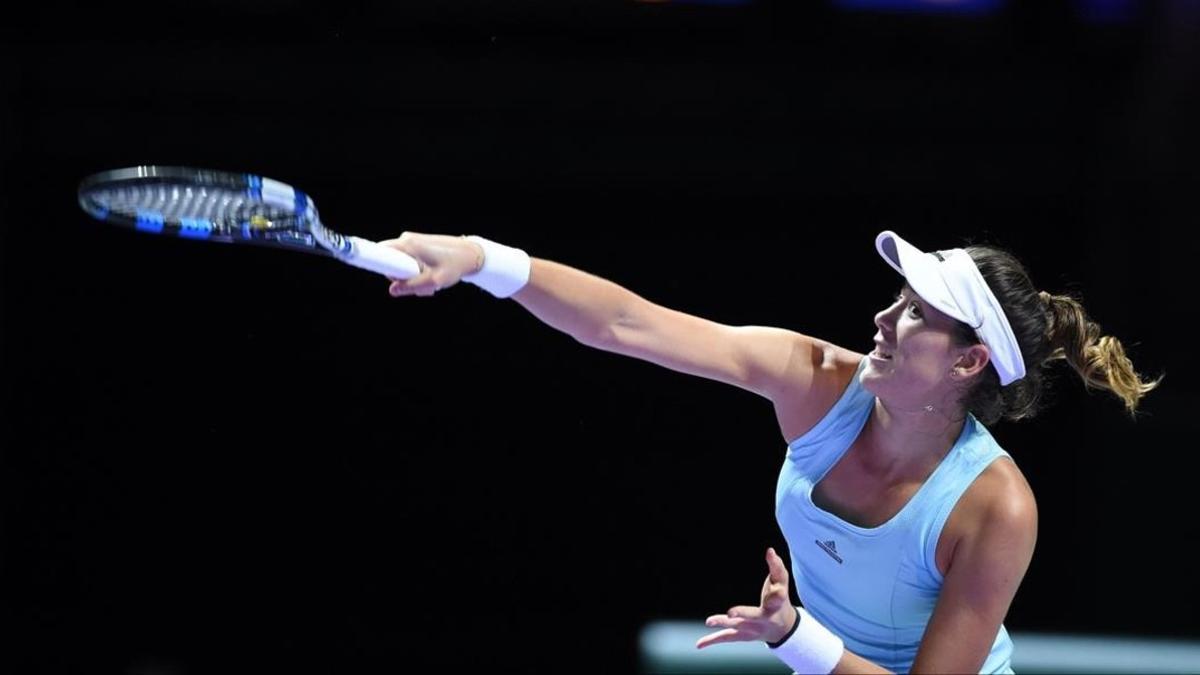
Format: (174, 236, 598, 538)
(862, 283, 983, 411)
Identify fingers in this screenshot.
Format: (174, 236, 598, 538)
(380, 233, 431, 296)
(388, 276, 440, 297)
(697, 609, 770, 649)
(725, 606, 761, 621)
(377, 231, 425, 249)
(382, 232, 468, 298)
(705, 614, 746, 630)
(762, 548, 791, 613)
(697, 550, 794, 653)
(766, 547, 789, 584)
(388, 280, 435, 297)
(696, 628, 743, 650)
(387, 261, 448, 297)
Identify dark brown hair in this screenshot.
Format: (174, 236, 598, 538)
(950, 245, 1162, 425)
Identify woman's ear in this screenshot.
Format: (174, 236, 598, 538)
(954, 344, 991, 378)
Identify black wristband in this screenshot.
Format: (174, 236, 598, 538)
(766, 606, 802, 650)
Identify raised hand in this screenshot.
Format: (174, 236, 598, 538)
(697, 547, 798, 650)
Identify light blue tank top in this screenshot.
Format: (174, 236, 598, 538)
(775, 356, 1015, 674)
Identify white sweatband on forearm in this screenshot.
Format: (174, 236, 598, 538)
(461, 235, 531, 299)
(768, 607, 844, 675)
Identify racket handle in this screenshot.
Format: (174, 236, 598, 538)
(344, 237, 422, 279)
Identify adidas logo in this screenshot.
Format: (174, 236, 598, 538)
(815, 539, 843, 564)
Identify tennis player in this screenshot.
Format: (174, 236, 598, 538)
(380, 230, 1160, 673)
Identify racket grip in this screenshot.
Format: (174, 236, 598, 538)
(345, 237, 422, 279)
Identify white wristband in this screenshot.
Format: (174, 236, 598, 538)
(768, 607, 844, 675)
(461, 235, 531, 299)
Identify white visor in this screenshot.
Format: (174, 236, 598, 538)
(875, 231, 1026, 386)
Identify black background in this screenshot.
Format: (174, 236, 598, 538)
(2, 1, 1197, 673)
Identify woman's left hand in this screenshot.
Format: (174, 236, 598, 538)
(697, 547, 798, 649)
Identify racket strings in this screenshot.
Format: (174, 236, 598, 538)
(92, 182, 292, 226)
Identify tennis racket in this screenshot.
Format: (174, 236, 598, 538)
(77, 166, 421, 279)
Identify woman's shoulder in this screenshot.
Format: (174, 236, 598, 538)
(775, 340, 867, 443)
(823, 341, 868, 384)
(973, 455, 1036, 514)
(938, 455, 1037, 576)
(949, 456, 1038, 545)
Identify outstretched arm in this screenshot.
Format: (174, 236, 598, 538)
(513, 257, 817, 400)
(380, 232, 825, 402)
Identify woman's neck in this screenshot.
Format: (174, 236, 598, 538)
(859, 398, 966, 481)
